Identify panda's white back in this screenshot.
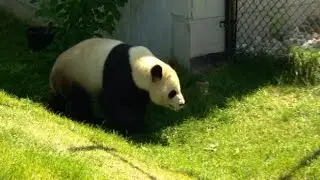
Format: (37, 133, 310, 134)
(50, 38, 123, 95)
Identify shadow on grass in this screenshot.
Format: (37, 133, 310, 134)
(128, 54, 290, 145)
(279, 148, 320, 180)
(0, 9, 290, 145)
(68, 145, 157, 180)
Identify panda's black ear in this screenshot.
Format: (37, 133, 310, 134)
(151, 65, 162, 82)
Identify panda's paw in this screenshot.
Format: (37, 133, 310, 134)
(112, 122, 147, 137)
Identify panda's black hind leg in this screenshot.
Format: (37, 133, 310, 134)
(65, 83, 93, 123)
(47, 84, 93, 123)
(47, 91, 67, 115)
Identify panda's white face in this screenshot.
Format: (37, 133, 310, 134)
(148, 65, 186, 111)
(128, 46, 185, 111)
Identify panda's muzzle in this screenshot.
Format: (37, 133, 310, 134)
(170, 102, 185, 111)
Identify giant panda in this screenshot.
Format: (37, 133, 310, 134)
(48, 37, 186, 135)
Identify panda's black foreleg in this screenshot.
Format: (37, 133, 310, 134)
(103, 103, 148, 136)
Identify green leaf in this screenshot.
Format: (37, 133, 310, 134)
(117, 0, 127, 7)
(55, 3, 65, 12)
(105, 14, 114, 23)
(109, 7, 121, 21)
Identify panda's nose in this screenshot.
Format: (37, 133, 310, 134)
(179, 100, 185, 107)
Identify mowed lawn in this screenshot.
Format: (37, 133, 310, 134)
(0, 9, 319, 180)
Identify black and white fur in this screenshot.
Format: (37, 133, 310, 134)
(48, 38, 185, 134)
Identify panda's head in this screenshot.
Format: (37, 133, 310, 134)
(129, 46, 186, 111)
(148, 64, 185, 111)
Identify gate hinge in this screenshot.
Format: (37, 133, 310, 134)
(220, 20, 237, 28)
(219, 20, 226, 28)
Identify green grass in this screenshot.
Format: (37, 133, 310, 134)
(0, 9, 320, 179)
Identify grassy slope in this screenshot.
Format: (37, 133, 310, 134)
(0, 8, 319, 180)
(0, 91, 192, 180)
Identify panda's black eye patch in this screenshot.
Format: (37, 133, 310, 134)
(168, 90, 177, 99)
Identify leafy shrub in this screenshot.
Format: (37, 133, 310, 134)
(285, 47, 320, 85)
(30, 0, 128, 50)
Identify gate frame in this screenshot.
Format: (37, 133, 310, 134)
(223, 0, 238, 58)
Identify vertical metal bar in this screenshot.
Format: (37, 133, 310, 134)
(232, 0, 238, 56)
(225, 0, 231, 55)
(225, 0, 237, 59)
